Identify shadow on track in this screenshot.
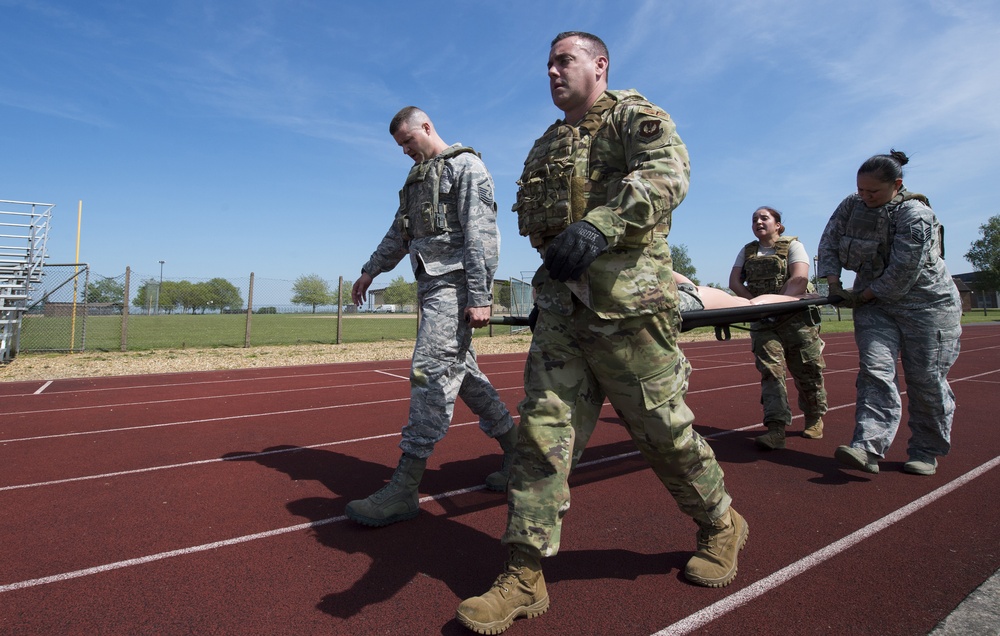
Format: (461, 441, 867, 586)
(220, 441, 659, 626)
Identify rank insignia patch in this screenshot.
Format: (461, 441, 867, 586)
(910, 219, 932, 243)
(478, 183, 494, 206)
(637, 120, 663, 142)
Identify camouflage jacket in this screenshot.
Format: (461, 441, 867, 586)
(361, 145, 500, 307)
(515, 89, 691, 319)
(817, 189, 957, 307)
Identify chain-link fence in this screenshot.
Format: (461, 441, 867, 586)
(15, 267, 530, 354)
(17, 263, 90, 353)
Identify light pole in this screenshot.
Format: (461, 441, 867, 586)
(157, 260, 165, 314)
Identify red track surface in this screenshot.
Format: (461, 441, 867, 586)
(2, 325, 998, 635)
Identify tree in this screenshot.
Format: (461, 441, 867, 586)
(384, 275, 417, 306)
(86, 277, 124, 305)
(133, 278, 174, 313)
(493, 279, 511, 310)
(203, 278, 243, 312)
(171, 280, 201, 314)
(966, 215, 1000, 291)
(291, 274, 333, 313)
(670, 243, 699, 284)
(334, 278, 354, 308)
(159, 280, 183, 313)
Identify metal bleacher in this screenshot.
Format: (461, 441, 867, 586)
(1, 200, 53, 363)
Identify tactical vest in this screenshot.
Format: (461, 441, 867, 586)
(838, 190, 932, 278)
(512, 90, 667, 249)
(395, 145, 477, 240)
(742, 236, 797, 296)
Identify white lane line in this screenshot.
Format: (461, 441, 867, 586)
(0, 516, 348, 593)
(652, 455, 1000, 636)
(0, 418, 494, 492)
(375, 370, 410, 380)
(4, 371, 524, 417)
(0, 475, 494, 594)
(33, 381, 53, 395)
(0, 396, 409, 444)
(4, 368, 995, 488)
(1, 361, 521, 400)
(5, 379, 420, 417)
(2, 453, 997, 600)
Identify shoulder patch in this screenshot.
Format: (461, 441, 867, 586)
(910, 219, 932, 243)
(637, 119, 663, 143)
(478, 180, 494, 206)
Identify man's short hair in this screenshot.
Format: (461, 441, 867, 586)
(389, 106, 427, 135)
(551, 31, 609, 64)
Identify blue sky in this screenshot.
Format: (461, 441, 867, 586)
(3, 0, 999, 292)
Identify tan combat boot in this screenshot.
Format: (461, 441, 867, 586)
(754, 425, 786, 450)
(456, 545, 549, 634)
(684, 507, 749, 588)
(802, 417, 824, 439)
(344, 454, 425, 527)
(485, 425, 518, 492)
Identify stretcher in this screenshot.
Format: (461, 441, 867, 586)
(490, 296, 838, 341)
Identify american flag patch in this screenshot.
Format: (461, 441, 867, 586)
(910, 220, 932, 243)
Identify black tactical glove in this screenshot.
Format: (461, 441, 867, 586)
(527, 305, 539, 332)
(544, 221, 608, 282)
(828, 282, 867, 309)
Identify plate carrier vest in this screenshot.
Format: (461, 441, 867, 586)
(395, 146, 478, 241)
(838, 191, 935, 279)
(512, 91, 668, 249)
(741, 236, 797, 296)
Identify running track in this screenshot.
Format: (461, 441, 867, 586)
(1, 325, 998, 635)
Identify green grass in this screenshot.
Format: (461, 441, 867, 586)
(17, 312, 521, 352)
(681, 307, 999, 340)
(16, 307, 997, 353)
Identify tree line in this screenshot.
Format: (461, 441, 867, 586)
(82, 277, 244, 314)
(77, 221, 1000, 317)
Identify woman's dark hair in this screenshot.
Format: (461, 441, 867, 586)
(858, 149, 909, 183)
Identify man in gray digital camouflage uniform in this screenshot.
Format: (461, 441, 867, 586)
(345, 107, 517, 527)
(456, 32, 746, 635)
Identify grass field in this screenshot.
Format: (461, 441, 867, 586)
(15, 308, 999, 353)
(16, 312, 522, 352)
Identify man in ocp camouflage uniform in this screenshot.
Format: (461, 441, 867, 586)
(345, 107, 516, 527)
(456, 32, 747, 635)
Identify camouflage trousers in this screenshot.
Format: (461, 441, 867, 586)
(750, 310, 828, 428)
(503, 304, 732, 557)
(851, 300, 961, 461)
(399, 269, 514, 459)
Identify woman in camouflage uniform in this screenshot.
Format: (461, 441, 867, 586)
(729, 206, 828, 449)
(818, 150, 961, 476)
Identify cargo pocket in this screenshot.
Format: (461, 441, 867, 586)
(639, 357, 688, 412)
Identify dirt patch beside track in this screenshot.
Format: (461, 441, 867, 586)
(0, 329, 737, 382)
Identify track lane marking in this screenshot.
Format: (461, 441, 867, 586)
(0, 359, 525, 399)
(0, 418, 493, 491)
(0, 363, 860, 435)
(2, 370, 526, 416)
(0, 396, 409, 444)
(652, 455, 1000, 636)
(2, 451, 996, 600)
(4, 368, 995, 487)
(32, 381, 53, 395)
(375, 369, 409, 380)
